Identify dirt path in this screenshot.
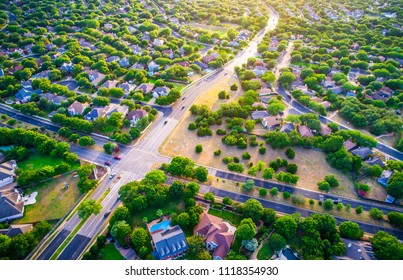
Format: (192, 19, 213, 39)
(249, 229, 275, 260)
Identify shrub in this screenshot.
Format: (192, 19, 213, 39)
(188, 123, 197, 130)
(291, 194, 305, 205)
(337, 202, 343, 210)
(223, 156, 232, 164)
(286, 164, 298, 174)
(355, 206, 363, 214)
(346, 204, 351, 211)
(214, 149, 221, 156)
(230, 83, 238, 90)
(233, 156, 240, 163)
(222, 197, 233, 205)
(242, 152, 251, 160)
(309, 199, 314, 205)
(259, 146, 267, 155)
(195, 144, 203, 153)
(323, 199, 334, 210)
(324, 174, 339, 188)
(285, 148, 295, 159)
(259, 188, 267, 196)
(283, 191, 291, 199)
(269, 187, 278, 196)
(369, 208, 384, 220)
(216, 128, 227, 135)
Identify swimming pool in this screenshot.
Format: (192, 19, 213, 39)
(150, 220, 171, 233)
(283, 248, 300, 260)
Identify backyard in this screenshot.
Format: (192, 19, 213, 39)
(208, 208, 242, 226)
(99, 243, 124, 260)
(18, 153, 80, 171)
(257, 240, 274, 260)
(16, 174, 81, 223)
(130, 201, 185, 227)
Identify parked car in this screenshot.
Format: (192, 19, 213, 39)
(105, 161, 111, 166)
(164, 120, 168, 125)
(114, 156, 121, 160)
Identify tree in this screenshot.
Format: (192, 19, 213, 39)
(103, 142, 116, 155)
(77, 199, 102, 220)
(286, 164, 298, 174)
(237, 218, 257, 240)
(387, 212, 403, 228)
(0, 234, 11, 257)
(285, 148, 295, 159)
(259, 188, 267, 196)
(369, 208, 384, 220)
(324, 174, 339, 188)
(371, 231, 403, 260)
(242, 198, 263, 222)
(387, 172, 403, 199)
(318, 181, 330, 192)
(274, 216, 297, 240)
(176, 212, 190, 229)
(203, 192, 215, 203)
(323, 136, 344, 153)
(323, 199, 334, 210)
(184, 235, 210, 260)
(144, 170, 167, 185)
(242, 179, 255, 193)
(268, 99, 286, 115)
(262, 167, 274, 179)
(226, 250, 247, 260)
(168, 181, 185, 200)
(78, 136, 95, 146)
(355, 206, 363, 214)
(130, 227, 150, 252)
(338, 221, 363, 240)
(194, 166, 208, 182)
(269, 187, 279, 196)
(195, 144, 203, 153)
(261, 208, 276, 225)
(268, 233, 286, 251)
(111, 221, 132, 246)
(279, 72, 296, 88)
(109, 206, 130, 229)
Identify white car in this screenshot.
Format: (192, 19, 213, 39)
(109, 173, 116, 179)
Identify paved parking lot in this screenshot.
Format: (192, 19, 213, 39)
(336, 238, 376, 260)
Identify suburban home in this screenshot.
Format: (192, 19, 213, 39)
(41, 93, 66, 105)
(153, 38, 164, 47)
(16, 87, 40, 103)
(330, 86, 343, 95)
(228, 41, 240, 48)
(100, 79, 119, 89)
(137, 83, 155, 94)
(251, 110, 270, 120)
(169, 17, 179, 25)
(378, 170, 393, 187)
(280, 122, 295, 134)
(128, 26, 137, 34)
(85, 106, 109, 121)
(119, 58, 130, 68)
(322, 79, 336, 88)
(319, 125, 332, 136)
(106, 104, 129, 119)
(194, 61, 209, 71)
(351, 147, 373, 159)
(118, 82, 137, 97)
(262, 116, 281, 130)
(298, 125, 314, 137)
(131, 62, 146, 70)
(61, 62, 74, 73)
(0, 160, 17, 188)
(162, 50, 174, 59)
(131, 45, 142, 55)
(151, 225, 188, 260)
(106, 56, 120, 63)
(0, 189, 24, 223)
(258, 88, 272, 96)
(0, 224, 32, 237)
(364, 156, 385, 167)
(259, 96, 271, 104)
(141, 34, 151, 42)
(8, 65, 23, 74)
(104, 23, 113, 30)
(126, 109, 148, 126)
(193, 212, 236, 260)
(177, 61, 190, 68)
(88, 70, 106, 86)
(253, 66, 267, 77)
(202, 52, 219, 64)
(346, 91, 356, 98)
(68, 101, 89, 116)
(32, 70, 50, 79)
(153, 86, 170, 98)
(344, 139, 357, 151)
(148, 61, 159, 73)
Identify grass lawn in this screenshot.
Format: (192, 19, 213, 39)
(187, 23, 228, 36)
(18, 153, 80, 171)
(99, 243, 124, 260)
(208, 208, 242, 226)
(16, 174, 81, 223)
(257, 241, 274, 260)
(230, 234, 243, 253)
(130, 201, 185, 227)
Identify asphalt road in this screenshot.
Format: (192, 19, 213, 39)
(58, 234, 92, 260)
(215, 170, 402, 214)
(37, 229, 70, 260)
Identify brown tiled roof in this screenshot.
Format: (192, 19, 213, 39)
(298, 125, 313, 137)
(344, 139, 357, 151)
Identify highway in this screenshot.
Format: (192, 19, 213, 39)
(30, 5, 403, 259)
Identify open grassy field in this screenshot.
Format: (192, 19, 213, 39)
(99, 243, 124, 260)
(16, 174, 81, 223)
(187, 23, 228, 36)
(18, 153, 80, 171)
(208, 208, 242, 226)
(356, 177, 387, 201)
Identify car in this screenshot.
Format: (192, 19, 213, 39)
(104, 210, 111, 217)
(164, 120, 168, 125)
(332, 198, 342, 204)
(109, 172, 116, 179)
(104, 161, 111, 166)
(181, 106, 185, 110)
(182, 97, 186, 100)
(348, 243, 352, 248)
(114, 155, 121, 160)
(224, 72, 228, 76)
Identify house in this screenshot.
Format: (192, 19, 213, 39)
(128, 26, 137, 34)
(346, 91, 356, 98)
(320, 125, 332, 136)
(153, 38, 164, 47)
(251, 110, 270, 120)
(148, 61, 159, 73)
(298, 125, 314, 137)
(126, 109, 148, 126)
(85, 106, 109, 121)
(262, 116, 281, 130)
(364, 156, 385, 167)
(177, 61, 190, 68)
(106, 56, 120, 63)
(0, 189, 24, 223)
(104, 23, 113, 30)
(0, 224, 32, 237)
(141, 34, 151, 42)
(118, 82, 136, 97)
(280, 123, 295, 134)
(378, 170, 393, 187)
(15, 88, 38, 103)
(131, 45, 142, 55)
(351, 147, 373, 159)
(258, 88, 272, 96)
(61, 62, 74, 73)
(193, 212, 236, 260)
(202, 53, 219, 64)
(106, 104, 129, 119)
(131, 62, 145, 70)
(153, 86, 170, 98)
(151, 225, 188, 260)
(322, 79, 336, 88)
(32, 70, 50, 79)
(68, 101, 89, 116)
(100, 80, 119, 89)
(0, 160, 17, 188)
(169, 17, 179, 25)
(119, 57, 130, 68)
(162, 50, 174, 59)
(253, 66, 267, 77)
(194, 61, 208, 71)
(41, 93, 66, 105)
(137, 83, 155, 94)
(228, 41, 239, 48)
(343, 139, 357, 151)
(330, 86, 343, 95)
(88, 70, 106, 86)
